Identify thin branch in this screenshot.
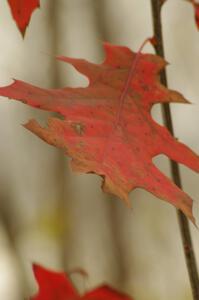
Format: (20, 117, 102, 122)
(150, 1, 199, 299)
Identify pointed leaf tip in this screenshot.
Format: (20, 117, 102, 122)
(8, 0, 40, 36)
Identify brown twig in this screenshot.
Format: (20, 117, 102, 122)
(150, 1, 199, 299)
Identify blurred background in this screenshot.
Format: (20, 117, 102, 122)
(0, 0, 198, 299)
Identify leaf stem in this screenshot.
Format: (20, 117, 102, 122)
(150, 1, 199, 299)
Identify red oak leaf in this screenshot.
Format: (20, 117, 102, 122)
(0, 43, 198, 222)
(7, 0, 40, 35)
(30, 264, 133, 300)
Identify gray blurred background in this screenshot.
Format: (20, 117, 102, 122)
(0, 0, 198, 299)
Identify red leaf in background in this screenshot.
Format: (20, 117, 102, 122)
(190, 0, 199, 29)
(7, 0, 40, 35)
(0, 43, 199, 222)
(31, 264, 133, 300)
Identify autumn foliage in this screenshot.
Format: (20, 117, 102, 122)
(6, 0, 199, 37)
(7, 0, 40, 35)
(1, 1, 199, 299)
(31, 265, 133, 300)
(0, 43, 198, 223)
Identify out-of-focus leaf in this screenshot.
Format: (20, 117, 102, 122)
(7, 0, 40, 35)
(30, 264, 134, 300)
